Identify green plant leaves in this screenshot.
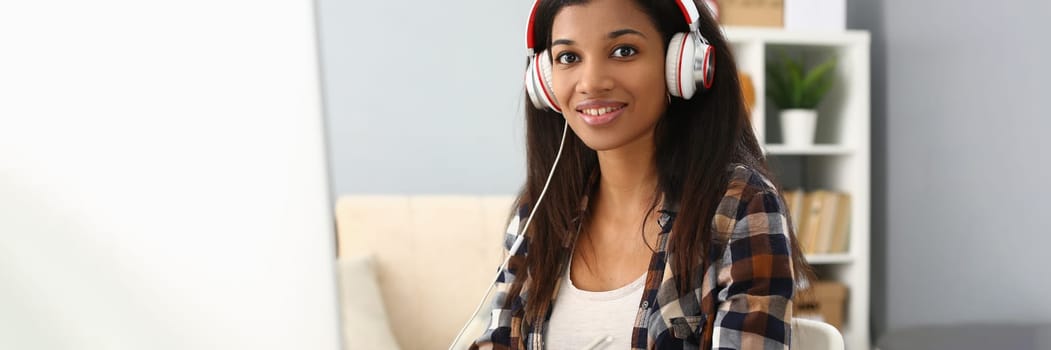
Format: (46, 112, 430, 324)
(766, 61, 788, 109)
(787, 54, 804, 107)
(765, 51, 837, 109)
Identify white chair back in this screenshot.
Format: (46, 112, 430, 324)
(792, 318, 845, 350)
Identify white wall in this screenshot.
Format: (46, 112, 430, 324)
(317, 0, 532, 195)
(848, 0, 1051, 341)
(0, 1, 342, 349)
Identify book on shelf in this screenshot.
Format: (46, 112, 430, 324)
(815, 191, 839, 253)
(784, 189, 852, 255)
(829, 192, 852, 253)
(784, 188, 805, 234)
(798, 190, 822, 254)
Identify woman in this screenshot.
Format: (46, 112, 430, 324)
(467, 0, 811, 348)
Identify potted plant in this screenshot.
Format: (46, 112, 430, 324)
(766, 52, 837, 146)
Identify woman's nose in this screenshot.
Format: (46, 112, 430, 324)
(575, 60, 615, 95)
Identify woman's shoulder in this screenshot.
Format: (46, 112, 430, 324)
(723, 162, 780, 201)
(711, 163, 784, 236)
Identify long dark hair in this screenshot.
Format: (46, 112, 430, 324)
(506, 0, 813, 331)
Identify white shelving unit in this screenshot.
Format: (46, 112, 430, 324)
(724, 27, 871, 350)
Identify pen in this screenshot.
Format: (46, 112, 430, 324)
(580, 335, 614, 350)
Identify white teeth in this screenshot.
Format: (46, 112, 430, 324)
(581, 106, 622, 116)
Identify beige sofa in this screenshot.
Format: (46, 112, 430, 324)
(335, 195, 517, 350)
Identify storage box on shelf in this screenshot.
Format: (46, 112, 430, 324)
(717, 0, 784, 27)
(724, 26, 871, 350)
(795, 280, 850, 329)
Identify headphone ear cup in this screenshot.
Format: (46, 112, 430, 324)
(697, 42, 715, 91)
(666, 32, 717, 100)
(537, 51, 561, 112)
(525, 59, 545, 109)
(525, 50, 562, 113)
(666, 32, 698, 99)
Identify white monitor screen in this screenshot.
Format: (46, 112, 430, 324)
(0, 1, 343, 349)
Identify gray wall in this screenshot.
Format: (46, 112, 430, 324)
(848, 0, 1051, 342)
(317, 1, 532, 195)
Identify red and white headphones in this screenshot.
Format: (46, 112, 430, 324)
(524, 0, 716, 113)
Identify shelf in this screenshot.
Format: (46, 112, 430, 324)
(727, 28, 871, 350)
(763, 144, 855, 155)
(723, 26, 870, 46)
(804, 253, 854, 265)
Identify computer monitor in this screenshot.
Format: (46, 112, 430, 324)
(0, 1, 343, 349)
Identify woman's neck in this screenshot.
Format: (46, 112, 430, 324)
(591, 135, 660, 235)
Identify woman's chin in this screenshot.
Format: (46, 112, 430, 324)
(575, 125, 658, 154)
(578, 136, 626, 152)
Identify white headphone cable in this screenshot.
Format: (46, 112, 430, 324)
(448, 119, 569, 350)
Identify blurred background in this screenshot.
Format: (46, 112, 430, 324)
(319, 0, 1051, 349)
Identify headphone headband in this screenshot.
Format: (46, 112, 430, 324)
(525, 0, 701, 52)
(525, 0, 541, 53)
(673, 0, 700, 27)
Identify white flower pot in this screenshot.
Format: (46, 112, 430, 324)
(780, 109, 818, 146)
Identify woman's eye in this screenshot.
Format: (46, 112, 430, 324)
(556, 52, 579, 65)
(612, 46, 637, 58)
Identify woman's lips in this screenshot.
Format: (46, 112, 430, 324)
(577, 105, 625, 126)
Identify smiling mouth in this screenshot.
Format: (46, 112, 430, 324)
(577, 105, 626, 116)
(575, 104, 627, 126)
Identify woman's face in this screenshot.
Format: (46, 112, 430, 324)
(548, 0, 668, 152)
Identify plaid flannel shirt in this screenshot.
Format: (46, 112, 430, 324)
(471, 163, 796, 350)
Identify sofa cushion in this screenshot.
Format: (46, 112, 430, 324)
(337, 254, 400, 350)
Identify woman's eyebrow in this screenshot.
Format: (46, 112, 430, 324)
(552, 38, 575, 47)
(609, 28, 645, 39)
(551, 28, 647, 48)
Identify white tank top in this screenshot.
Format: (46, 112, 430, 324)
(545, 259, 647, 350)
